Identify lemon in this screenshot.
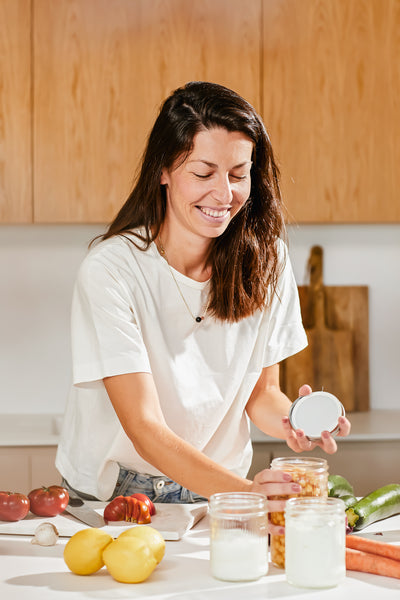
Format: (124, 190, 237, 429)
(118, 526, 166, 563)
(64, 528, 113, 575)
(103, 537, 157, 583)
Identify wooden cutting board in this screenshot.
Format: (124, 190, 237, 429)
(281, 246, 369, 412)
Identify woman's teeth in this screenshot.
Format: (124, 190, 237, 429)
(199, 207, 229, 218)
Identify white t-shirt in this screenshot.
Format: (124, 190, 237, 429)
(56, 232, 307, 500)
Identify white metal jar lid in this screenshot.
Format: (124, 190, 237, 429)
(288, 391, 345, 441)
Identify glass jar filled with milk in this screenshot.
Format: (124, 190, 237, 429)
(285, 497, 346, 588)
(209, 492, 268, 581)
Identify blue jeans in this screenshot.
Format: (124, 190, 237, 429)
(62, 467, 207, 504)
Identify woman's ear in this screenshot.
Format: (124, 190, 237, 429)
(160, 169, 169, 186)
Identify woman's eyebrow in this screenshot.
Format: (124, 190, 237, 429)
(187, 159, 252, 168)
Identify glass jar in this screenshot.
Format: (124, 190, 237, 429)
(285, 497, 346, 588)
(270, 456, 328, 568)
(209, 492, 269, 581)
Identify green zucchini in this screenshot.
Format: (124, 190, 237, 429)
(328, 474, 354, 498)
(346, 483, 400, 530)
(339, 494, 358, 510)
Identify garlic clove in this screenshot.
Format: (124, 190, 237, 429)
(31, 522, 59, 546)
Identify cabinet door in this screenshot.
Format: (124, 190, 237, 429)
(0, 0, 32, 222)
(0, 448, 30, 493)
(34, 0, 261, 223)
(262, 0, 400, 223)
(31, 447, 60, 490)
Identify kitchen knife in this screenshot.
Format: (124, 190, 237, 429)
(353, 530, 400, 542)
(64, 497, 106, 528)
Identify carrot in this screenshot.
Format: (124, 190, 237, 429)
(346, 535, 400, 561)
(346, 548, 400, 579)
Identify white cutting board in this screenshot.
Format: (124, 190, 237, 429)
(0, 501, 208, 541)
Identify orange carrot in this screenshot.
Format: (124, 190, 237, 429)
(346, 535, 400, 561)
(346, 548, 400, 579)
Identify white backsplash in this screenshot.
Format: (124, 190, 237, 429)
(0, 224, 399, 414)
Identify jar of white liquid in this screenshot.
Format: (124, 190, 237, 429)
(209, 492, 268, 581)
(285, 497, 346, 588)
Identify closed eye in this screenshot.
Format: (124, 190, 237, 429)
(194, 173, 212, 179)
(193, 173, 248, 181)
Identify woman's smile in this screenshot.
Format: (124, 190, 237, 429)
(196, 205, 231, 221)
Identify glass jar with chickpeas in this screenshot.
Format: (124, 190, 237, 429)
(269, 457, 328, 569)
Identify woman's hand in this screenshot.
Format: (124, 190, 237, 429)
(249, 468, 301, 535)
(282, 384, 351, 454)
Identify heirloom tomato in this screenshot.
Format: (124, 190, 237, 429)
(0, 491, 30, 521)
(130, 493, 156, 516)
(28, 485, 69, 517)
(104, 495, 151, 524)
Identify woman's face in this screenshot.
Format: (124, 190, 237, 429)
(160, 127, 253, 242)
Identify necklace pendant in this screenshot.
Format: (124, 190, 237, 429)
(158, 238, 209, 325)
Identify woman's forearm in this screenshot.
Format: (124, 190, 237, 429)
(245, 365, 292, 439)
(104, 372, 252, 498)
(132, 416, 252, 498)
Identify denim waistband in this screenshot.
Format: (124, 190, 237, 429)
(115, 468, 207, 504)
(62, 467, 207, 504)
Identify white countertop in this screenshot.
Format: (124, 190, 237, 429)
(2, 410, 400, 446)
(0, 414, 63, 446)
(251, 410, 400, 443)
(0, 511, 399, 599)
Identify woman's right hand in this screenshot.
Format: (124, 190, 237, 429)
(249, 468, 301, 535)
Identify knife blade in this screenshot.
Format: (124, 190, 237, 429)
(353, 530, 400, 542)
(64, 498, 106, 528)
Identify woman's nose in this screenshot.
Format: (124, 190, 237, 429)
(212, 175, 233, 203)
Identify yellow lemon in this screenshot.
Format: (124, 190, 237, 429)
(63, 528, 113, 575)
(103, 537, 157, 583)
(118, 526, 166, 563)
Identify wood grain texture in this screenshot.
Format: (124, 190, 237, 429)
(281, 285, 369, 412)
(33, 0, 261, 223)
(0, 0, 32, 222)
(262, 0, 400, 223)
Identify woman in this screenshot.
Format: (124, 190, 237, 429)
(56, 82, 350, 532)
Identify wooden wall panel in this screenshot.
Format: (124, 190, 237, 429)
(0, 0, 32, 222)
(33, 0, 261, 223)
(262, 0, 400, 223)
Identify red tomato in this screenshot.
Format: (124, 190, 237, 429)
(130, 493, 156, 516)
(28, 485, 69, 517)
(104, 495, 151, 524)
(104, 496, 127, 522)
(0, 491, 30, 522)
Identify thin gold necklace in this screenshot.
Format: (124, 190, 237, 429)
(158, 240, 211, 323)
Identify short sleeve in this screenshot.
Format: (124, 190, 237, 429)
(261, 241, 308, 367)
(71, 253, 152, 386)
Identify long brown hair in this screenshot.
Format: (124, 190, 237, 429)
(96, 81, 286, 322)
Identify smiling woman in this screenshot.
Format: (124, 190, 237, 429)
(55, 82, 351, 523)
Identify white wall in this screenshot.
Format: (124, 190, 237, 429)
(0, 224, 399, 414)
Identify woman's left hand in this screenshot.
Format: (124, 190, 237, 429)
(282, 384, 352, 454)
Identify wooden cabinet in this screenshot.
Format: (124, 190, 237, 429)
(2, 0, 400, 223)
(0, 0, 32, 222)
(0, 446, 60, 495)
(262, 0, 400, 223)
(33, 0, 261, 223)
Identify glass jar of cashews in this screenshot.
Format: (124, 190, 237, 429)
(269, 457, 329, 568)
